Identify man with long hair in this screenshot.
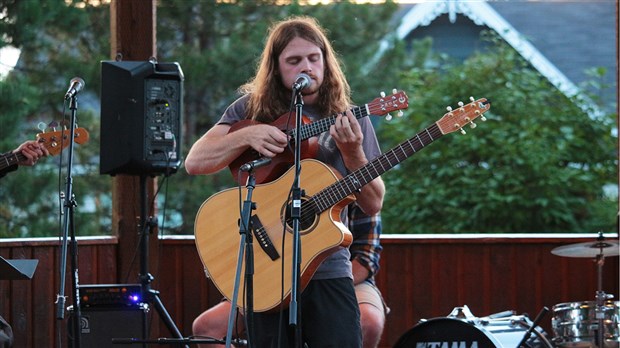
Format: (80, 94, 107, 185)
(186, 16, 385, 347)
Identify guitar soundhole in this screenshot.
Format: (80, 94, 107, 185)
(282, 198, 318, 235)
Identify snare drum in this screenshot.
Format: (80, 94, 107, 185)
(552, 301, 620, 348)
(394, 316, 552, 348)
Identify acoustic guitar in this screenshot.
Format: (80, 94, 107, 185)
(228, 90, 409, 184)
(0, 127, 90, 172)
(195, 98, 490, 312)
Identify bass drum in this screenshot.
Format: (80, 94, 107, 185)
(552, 300, 620, 348)
(394, 316, 553, 348)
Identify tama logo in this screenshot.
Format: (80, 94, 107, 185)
(416, 342, 480, 348)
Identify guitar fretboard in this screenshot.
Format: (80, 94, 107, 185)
(290, 104, 370, 141)
(0, 152, 25, 171)
(307, 123, 444, 214)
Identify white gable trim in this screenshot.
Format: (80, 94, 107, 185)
(370, 0, 601, 117)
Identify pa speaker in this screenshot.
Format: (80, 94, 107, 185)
(100, 60, 184, 176)
(69, 304, 149, 348)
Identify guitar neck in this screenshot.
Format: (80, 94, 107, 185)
(291, 105, 370, 141)
(0, 151, 25, 171)
(308, 123, 444, 213)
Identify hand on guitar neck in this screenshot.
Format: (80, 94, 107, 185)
(0, 127, 89, 174)
(11, 140, 49, 166)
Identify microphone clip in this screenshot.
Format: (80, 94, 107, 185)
(240, 157, 272, 172)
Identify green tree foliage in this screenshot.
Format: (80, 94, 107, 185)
(0, 0, 403, 236)
(380, 32, 617, 233)
(0, 1, 615, 237)
(0, 0, 112, 236)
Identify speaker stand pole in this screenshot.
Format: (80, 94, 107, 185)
(138, 174, 187, 348)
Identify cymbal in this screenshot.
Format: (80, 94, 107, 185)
(551, 240, 619, 258)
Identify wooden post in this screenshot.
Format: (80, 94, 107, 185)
(108, 0, 158, 298)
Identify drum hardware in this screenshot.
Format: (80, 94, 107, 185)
(394, 305, 553, 348)
(551, 232, 620, 348)
(516, 307, 550, 348)
(448, 305, 477, 320)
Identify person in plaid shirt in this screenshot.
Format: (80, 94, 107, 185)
(349, 203, 390, 348)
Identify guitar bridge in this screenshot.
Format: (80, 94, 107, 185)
(251, 215, 280, 261)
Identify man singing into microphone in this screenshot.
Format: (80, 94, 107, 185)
(185, 16, 384, 347)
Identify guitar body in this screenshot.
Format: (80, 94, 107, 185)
(228, 114, 318, 184)
(195, 159, 355, 312)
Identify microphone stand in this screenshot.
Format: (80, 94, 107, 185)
(55, 95, 82, 348)
(225, 171, 257, 348)
(288, 90, 304, 348)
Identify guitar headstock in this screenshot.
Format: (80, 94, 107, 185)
(367, 89, 409, 120)
(36, 127, 90, 156)
(436, 97, 491, 135)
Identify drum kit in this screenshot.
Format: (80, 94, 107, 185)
(394, 233, 619, 348)
(550, 233, 619, 348)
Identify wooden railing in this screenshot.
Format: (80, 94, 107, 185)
(1, 234, 618, 347)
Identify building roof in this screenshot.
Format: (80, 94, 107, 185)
(375, 0, 617, 114)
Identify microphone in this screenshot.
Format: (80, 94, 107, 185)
(240, 157, 272, 172)
(292, 73, 312, 92)
(64, 77, 85, 100)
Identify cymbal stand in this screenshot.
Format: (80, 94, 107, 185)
(595, 252, 612, 348)
(594, 232, 614, 348)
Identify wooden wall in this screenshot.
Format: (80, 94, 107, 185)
(1, 234, 618, 347)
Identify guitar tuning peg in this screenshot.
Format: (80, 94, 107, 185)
(470, 121, 477, 129)
(458, 101, 464, 107)
(380, 91, 386, 98)
(481, 115, 487, 121)
(385, 114, 392, 121)
(37, 122, 47, 132)
(469, 96, 475, 102)
(392, 88, 397, 94)
(460, 128, 467, 135)
(446, 106, 453, 112)
(397, 110, 403, 117)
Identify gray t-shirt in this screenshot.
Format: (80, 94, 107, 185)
(218, 94, 382, 280)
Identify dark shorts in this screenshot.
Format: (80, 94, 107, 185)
(252, 277, 362, 348)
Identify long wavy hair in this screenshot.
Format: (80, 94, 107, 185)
(240, 16, 351, 123)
